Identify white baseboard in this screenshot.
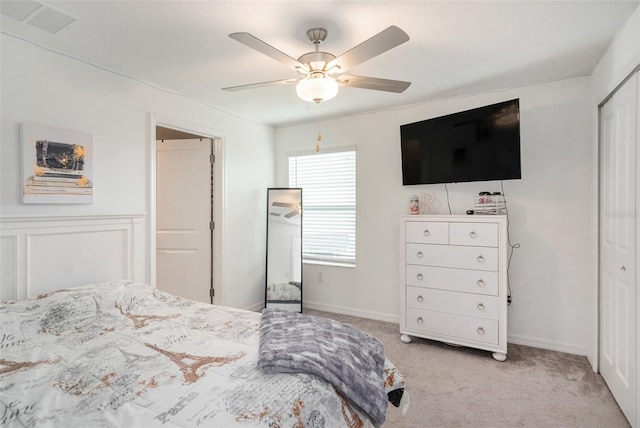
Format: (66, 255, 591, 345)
(243, 299, 400, 324)
(507, 333, 588, 357)
(303, 299, 400, 324)
(245, 301, 264, 313)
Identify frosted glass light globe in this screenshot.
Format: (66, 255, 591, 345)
(296, 76, 339, 103)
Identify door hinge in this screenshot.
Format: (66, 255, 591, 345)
(210, 288, 215, 298)
(210, 154, 215, 164)
(210, 221, 215, 231)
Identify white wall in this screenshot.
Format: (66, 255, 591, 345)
(275, 76, 596, 356)
(592, 5, 640, 104)
(0, 34, 274, 310)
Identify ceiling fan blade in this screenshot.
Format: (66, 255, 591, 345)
(284, 210, 299, 219)
(273, 201, 299, 208)
(222, 78, 299, 92)
(327, 26, 409, 73)
(229, 32, 308, 72)
(336, 75, 411, 93)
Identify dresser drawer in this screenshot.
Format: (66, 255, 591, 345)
(406, 307, 499, 345)
(407, 286, 499, 319)
(405, 221, 449, 244)
(406, 243, 498, 271)
(449, 222, 498, 247)
(406, 265, 498, 296)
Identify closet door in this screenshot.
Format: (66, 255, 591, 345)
(599, 72, 637, 426)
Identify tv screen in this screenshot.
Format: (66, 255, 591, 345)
(400, 99, 521, 185)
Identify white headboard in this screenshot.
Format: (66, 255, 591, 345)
(0, 214, 145, 300)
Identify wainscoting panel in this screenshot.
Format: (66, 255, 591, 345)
(0, 235, 19, 301)
(0, 214, 145, 300)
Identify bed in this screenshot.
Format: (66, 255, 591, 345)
(0, 280, 405, 427)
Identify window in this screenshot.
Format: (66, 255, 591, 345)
(288, 148, 356, 266)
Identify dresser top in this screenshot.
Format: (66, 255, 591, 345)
(401, 214, 507, 223)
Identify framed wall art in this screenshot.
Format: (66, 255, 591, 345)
(21, 123, 94, 204)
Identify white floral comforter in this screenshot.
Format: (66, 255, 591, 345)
(0, 280, 404, 427)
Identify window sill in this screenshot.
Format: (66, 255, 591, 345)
(303, 259, 355, 269)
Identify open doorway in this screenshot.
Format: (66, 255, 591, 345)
(156, 127, 212, 303)
(149, 115, 224, 305)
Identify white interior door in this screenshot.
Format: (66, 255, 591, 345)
(156, 138, 213, 304)
(599, 73, 637, 426)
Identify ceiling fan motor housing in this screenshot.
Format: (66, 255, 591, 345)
(306, 28, 327, 44)
(297, 51, 337, 73)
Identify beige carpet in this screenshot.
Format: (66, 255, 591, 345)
(305, 309, 630, 428)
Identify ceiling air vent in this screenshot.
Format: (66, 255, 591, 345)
(1, 0, 75, 34)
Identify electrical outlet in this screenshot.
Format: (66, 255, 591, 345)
(317, 272, 324, 284)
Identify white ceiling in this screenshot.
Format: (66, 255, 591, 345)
(1, 1, 638, 127)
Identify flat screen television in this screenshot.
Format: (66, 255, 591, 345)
(400, 99, 521, 185)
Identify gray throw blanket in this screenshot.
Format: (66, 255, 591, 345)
(258, 308, 388, 426)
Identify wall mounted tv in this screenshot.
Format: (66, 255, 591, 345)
(400, 99, 521, 185)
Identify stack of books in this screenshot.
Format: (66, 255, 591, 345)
(24, 167, 92, 196)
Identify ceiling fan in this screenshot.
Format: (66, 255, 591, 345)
(223, 26, 411, 103)
(270, 201, 300, 219)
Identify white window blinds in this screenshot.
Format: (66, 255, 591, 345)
(288, 149, 356, 266)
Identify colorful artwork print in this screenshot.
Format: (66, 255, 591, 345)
(21, 123, 93, 204)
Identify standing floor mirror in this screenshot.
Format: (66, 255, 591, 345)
(265, 188, 302, 312)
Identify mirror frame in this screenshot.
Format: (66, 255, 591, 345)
(265, 187, 303, 312)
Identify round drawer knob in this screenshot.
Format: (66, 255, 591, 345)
(423, 229, 430, 237)
(469, 231, 477, 239)
(417, 273, 424, 280)
(417, 295, 424, 303)
(417, 251, 424, 258)
(477, 326, 485, 336)
(477, 279, 486, 287)
(477, 302, 485, 311)
(477, 255, 485, 263)
(417, 317, 424, 325)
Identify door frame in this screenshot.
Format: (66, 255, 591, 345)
(148, 113, 225, 304)
(596, 69, 639, 426)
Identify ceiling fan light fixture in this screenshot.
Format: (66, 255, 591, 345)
(296, 74, 339, 103)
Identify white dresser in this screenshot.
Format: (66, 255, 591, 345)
(399, 215, 508, 361)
